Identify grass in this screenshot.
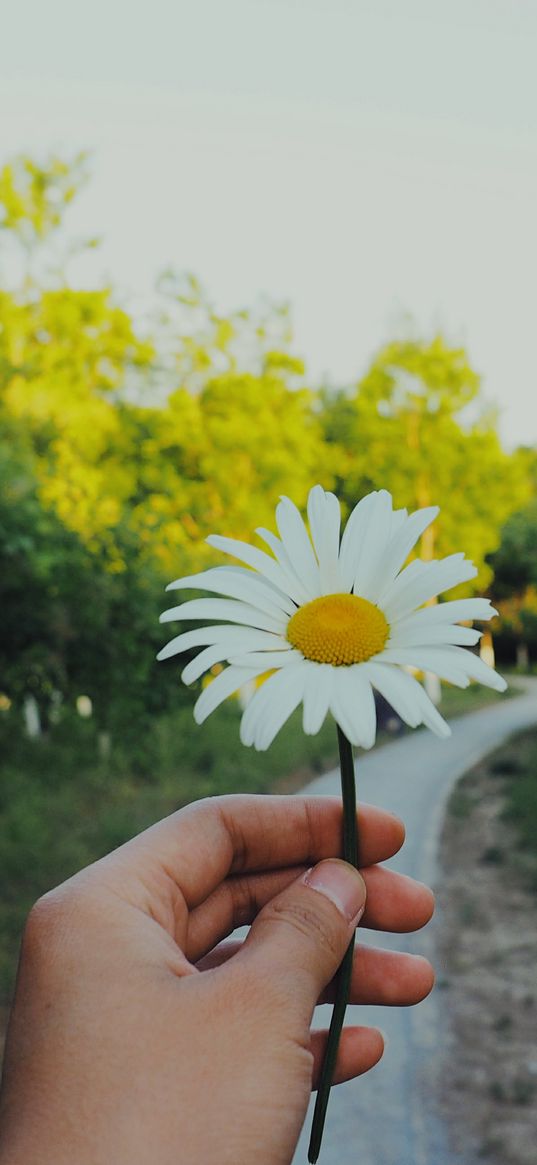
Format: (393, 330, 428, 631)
(448, 788, 478, 820)
(439, 677, 517, 720)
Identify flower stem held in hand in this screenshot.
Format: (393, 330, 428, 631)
(308, 727, 358, 1164)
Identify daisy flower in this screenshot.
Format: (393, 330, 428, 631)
(158, 485, 506, 749)
(158, 483, 507, 1163)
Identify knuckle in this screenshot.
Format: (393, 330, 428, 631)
(25, 888, 68, 934)
(230, 878, 257, 929)
(22, 882, 95, 964)
(22, 893, 69, 964)
(265, 897, 343, 960)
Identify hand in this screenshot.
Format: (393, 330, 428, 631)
(0, 794, 434, 1165)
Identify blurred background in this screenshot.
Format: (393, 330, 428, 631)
(1, 2, 537, 1156)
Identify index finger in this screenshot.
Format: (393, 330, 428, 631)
(106, 794, 405, 910)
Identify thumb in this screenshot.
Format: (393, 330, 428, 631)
(239, 859, 366, 1014)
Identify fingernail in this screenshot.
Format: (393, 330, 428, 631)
(304, 859, 366, 924)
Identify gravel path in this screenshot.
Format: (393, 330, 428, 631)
(292, 679, 537, 1165)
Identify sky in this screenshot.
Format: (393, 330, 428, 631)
(2, 0, 537, 448)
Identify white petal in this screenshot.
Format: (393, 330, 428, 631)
(257, 667, 307, 750)
(388, 624, 482, 648)
(207, 534, 305, 607)
(375, 507, 440, 602)
(339, 493, 379, 592)
(239, 679, 270, 747)
(378, 560, 435, 616)
(439, 646, 507, 692)
(194, 666, 266, 724)
(387, 557, 427, 588)
(361, 661, 422, 727)
(229, 648, 301, 669)
(382, 555, 478, 623)
(393, 598, 498, 633)
(330, 666, 377, 749)
(352, 491, 394, 601)
(302, 663, 333, 735)
(166, 566, 295, 618)
(256, 528, 313, 604)
(378, 558, 434, 618)
(307, 485, 343, 594)
(375, 646, 471, 686)
(160, 598, 287, 634)
(390, 507, 408, 535)
(362, 662, 450, 737)
(182, 644, 235, 685)
(181, 632, 290, 684)
(275, 496, 323, 597)
(239, 664, 306, 750)
(157, 625, 288, 662)
(408, 680, 452, 738)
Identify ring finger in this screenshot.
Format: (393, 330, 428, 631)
(196, 937, 434, 1007)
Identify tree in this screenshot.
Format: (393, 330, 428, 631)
(322, 335, 529, 591)
(0, 286, 155, 565)
(0, 153, 328, 734)
(0, 152, 98, 289)
(154, 269, 300, 393)
(0, 413, 90, 719)
(148, 367, 328, 576)
(488, 498, 537, 667)
(0, 156, 166, 733)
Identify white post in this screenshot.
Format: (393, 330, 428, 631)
(516, 642, 529, 671)
(23, 694, 41, 738)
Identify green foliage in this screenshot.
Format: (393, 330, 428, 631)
(322, 336, 529, 590)
(489, 500, 537, 599)
(156, 370, 326, 575)
(0, 399, 171, 727)
(0, 153, 90, 247)
(0, 286, 154, 561)
(0, 416, 88, 708)
(155, 270, 299, 391)
(488, 492, 537, 654)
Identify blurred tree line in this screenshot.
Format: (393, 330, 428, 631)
(0, 152, 535, 748)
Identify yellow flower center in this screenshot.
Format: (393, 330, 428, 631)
(287, 593, 389, 666)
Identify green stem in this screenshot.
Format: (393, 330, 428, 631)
(308, 727, 358, 1164)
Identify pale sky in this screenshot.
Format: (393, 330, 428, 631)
(2, 0, 537, 448)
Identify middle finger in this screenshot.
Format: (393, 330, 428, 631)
(186, 864, 434, 963)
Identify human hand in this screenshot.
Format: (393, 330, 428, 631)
(0, 794, 434, 1165)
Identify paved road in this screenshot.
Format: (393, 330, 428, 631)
(292, 678, 537, 1165)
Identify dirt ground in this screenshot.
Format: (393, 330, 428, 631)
(436, 752, 537, 1164)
